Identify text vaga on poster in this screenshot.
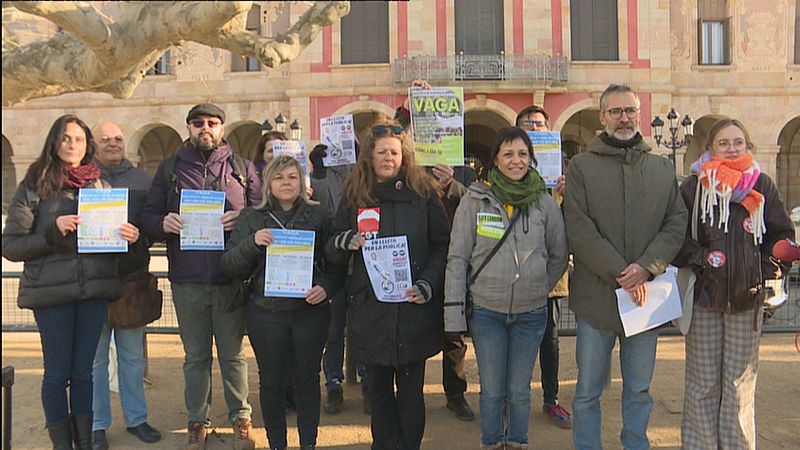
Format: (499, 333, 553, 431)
(409, 87, 465, 166)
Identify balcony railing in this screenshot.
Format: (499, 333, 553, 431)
(393, 54, 569, 83)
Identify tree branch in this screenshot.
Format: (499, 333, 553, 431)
(6, 1, 111, 56)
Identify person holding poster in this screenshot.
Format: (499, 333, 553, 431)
(222, 155, 340, 450)
(444, 127, 568, 450)
(515, 105, 573, 430)
(325, 117, 450, 450)
(672, 119, 792, 450)
(2, 115, 140, 450)
(140, 103, 262, 450)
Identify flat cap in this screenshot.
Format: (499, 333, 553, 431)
(186, 103, 226, 124)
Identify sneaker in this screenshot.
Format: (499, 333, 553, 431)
(126, 421, 162, 443)
(184, 422, 207, 450)
(232, 418, 256, 450)
(543, 401, 572, 429)
(446, 396, 475, 421)
(91, 430, 109, 450)
(324, 387, 344, 415)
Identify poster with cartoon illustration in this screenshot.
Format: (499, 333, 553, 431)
(361, 236, 412, 303)
(320, 114, 357, 166)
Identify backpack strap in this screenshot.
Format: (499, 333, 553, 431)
(228, 154, 250, 206)
(162, 155, 179, 196)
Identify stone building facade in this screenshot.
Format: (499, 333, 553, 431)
(2, 0, 799, 213)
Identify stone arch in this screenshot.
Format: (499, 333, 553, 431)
(551, 98, 598, 133)
(776, 116, 800, 209)
(130, 124, 183, 176)
(2, 135, 16, 214)
(225, 120, 262, 160)
(330, 101, 396, 143)
(560, 108, 602, 157)
(463, 105, 513, 171)
(683, 114, 729, 175)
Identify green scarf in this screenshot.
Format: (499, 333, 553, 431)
(488, 166, 545, 210)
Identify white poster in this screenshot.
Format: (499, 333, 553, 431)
(616, 266, 683, 337)
(264, 229, 316, 298)
(77, 188, 129, 253)
(361, 236, 412, 303)
(528, 131, 562, 189)
(320, 114, 357, 166)
(179, 189, 226, 251)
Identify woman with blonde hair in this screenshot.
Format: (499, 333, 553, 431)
(325, 116, 450, 449)
(674, 119, 792, 449)
(222, 155, 340, 450)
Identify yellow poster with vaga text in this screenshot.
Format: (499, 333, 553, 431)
(409, 87, 465, 166)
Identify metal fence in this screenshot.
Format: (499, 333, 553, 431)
(393, 55, 570, 84)
(4, 270, 799, 334)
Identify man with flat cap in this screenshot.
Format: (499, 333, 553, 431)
(141, 103, 262, 450)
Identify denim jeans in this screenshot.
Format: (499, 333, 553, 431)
(33, 299, 108, 423)
(171, 282, 251, 425)
(366, 362, 426, 450)
(572, 317, 659, 450)
(322, 289, 367, 391)
(245, 302, 330, 449)
(469, 305, 547, 447)
(92, 324, 148, 431)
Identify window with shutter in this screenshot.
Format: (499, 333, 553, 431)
(697, 0, 730, 65)
(569, 0, 618, 61)
(232, 5, 262, 72)
(455, 0, 504, 55)
(341, 2, 389, 64)
(146, 51, 170, 76)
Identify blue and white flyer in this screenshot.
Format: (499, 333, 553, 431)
(179, 189, 225, 250)
(264, 229, 316, 298)
(77, 188, 128, 253)
(527, 131, 562, 188)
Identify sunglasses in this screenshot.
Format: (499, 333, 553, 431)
(189, 119, 222, 129)
(371, 125, 404, 136)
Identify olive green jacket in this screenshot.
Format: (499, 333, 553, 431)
(564, 134, 688, 332)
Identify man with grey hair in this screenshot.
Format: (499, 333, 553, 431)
(90, 121, 161, 450)
(564, 84, 687, 449)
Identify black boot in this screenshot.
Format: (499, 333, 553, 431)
(46, 417, 74, 450)
(71, 413, 93, 450)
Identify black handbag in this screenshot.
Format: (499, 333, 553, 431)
(465, 209, 521, 319)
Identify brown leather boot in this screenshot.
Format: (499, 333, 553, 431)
(184, 422, 207, 450)
(232, 417, 256, 450)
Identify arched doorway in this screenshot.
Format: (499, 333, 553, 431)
(225, 121, 261, 160)
(465, 109, 512, 172)
(560, 109, 602, 158)
(777, 116, 800, 209)
(2, 135, 16, 214)
(683, 114, 728, 175)
(134, 125, 183, 176)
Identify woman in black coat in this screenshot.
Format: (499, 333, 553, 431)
(222, 155, 339, 450)
(325, 117, 450, 450)
(2, 115, 140, 450)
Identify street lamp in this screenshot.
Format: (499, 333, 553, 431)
(651, 108, 693, 169)
(274, 113, 287, 133)
(289, 119, 302, 140)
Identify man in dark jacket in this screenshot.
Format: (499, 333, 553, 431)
(140, 104, 262, 450)
(90, 122, 161, 450)
(564, 85, 687, 450)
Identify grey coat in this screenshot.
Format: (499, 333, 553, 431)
(444, 182, 568, 333)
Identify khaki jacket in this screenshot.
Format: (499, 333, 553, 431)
(564, 134, 687, 332)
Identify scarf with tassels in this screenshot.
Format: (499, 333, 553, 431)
(691, 151, 765, 244)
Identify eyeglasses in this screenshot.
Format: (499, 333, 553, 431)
(189, 119, 222, 129)
(98, 136, 124, 144)
(604, 107, 640, 120)
(715, 139, 747, 150)
(371, 125, 404, 136)
(519, 119, 547, 130)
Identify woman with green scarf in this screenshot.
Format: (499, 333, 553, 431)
(444, 127, 568, 449)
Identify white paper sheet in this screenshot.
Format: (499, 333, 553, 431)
(361, 236, 412, 303)
(264, 229, 315, 298)
(77, 188, 129, 253)
(616, 266, 682, 337)
(179, 189, 225, 251)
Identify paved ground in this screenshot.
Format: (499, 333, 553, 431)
(2, 332, 798, 449)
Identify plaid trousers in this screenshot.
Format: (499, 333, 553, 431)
(681, 305, 762, 450)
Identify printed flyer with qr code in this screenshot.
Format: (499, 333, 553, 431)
(320, 114, 357, 167)
(361, 235, 412, 303)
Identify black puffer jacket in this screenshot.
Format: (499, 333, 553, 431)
(222, 199, 341, 312)
(2, 182, 121, 309)
(673, 174, 793, 312)
(326, 174, 450, 367)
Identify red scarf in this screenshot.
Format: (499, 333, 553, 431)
(61, 161, 101, 189)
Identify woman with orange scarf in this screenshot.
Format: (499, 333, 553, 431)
(673, 119, 793, 449)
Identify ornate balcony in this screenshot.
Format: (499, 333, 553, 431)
(393, 54, 569, 83)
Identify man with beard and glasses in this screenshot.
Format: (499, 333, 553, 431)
(564, 85, 687, 450)
(141, 104, 262, 450)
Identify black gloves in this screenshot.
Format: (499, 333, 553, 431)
(408, 280, 432, 304)
(309, 144, 327, 180)
(333, 229, 360, 251)
(444, 332, 463, 343)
